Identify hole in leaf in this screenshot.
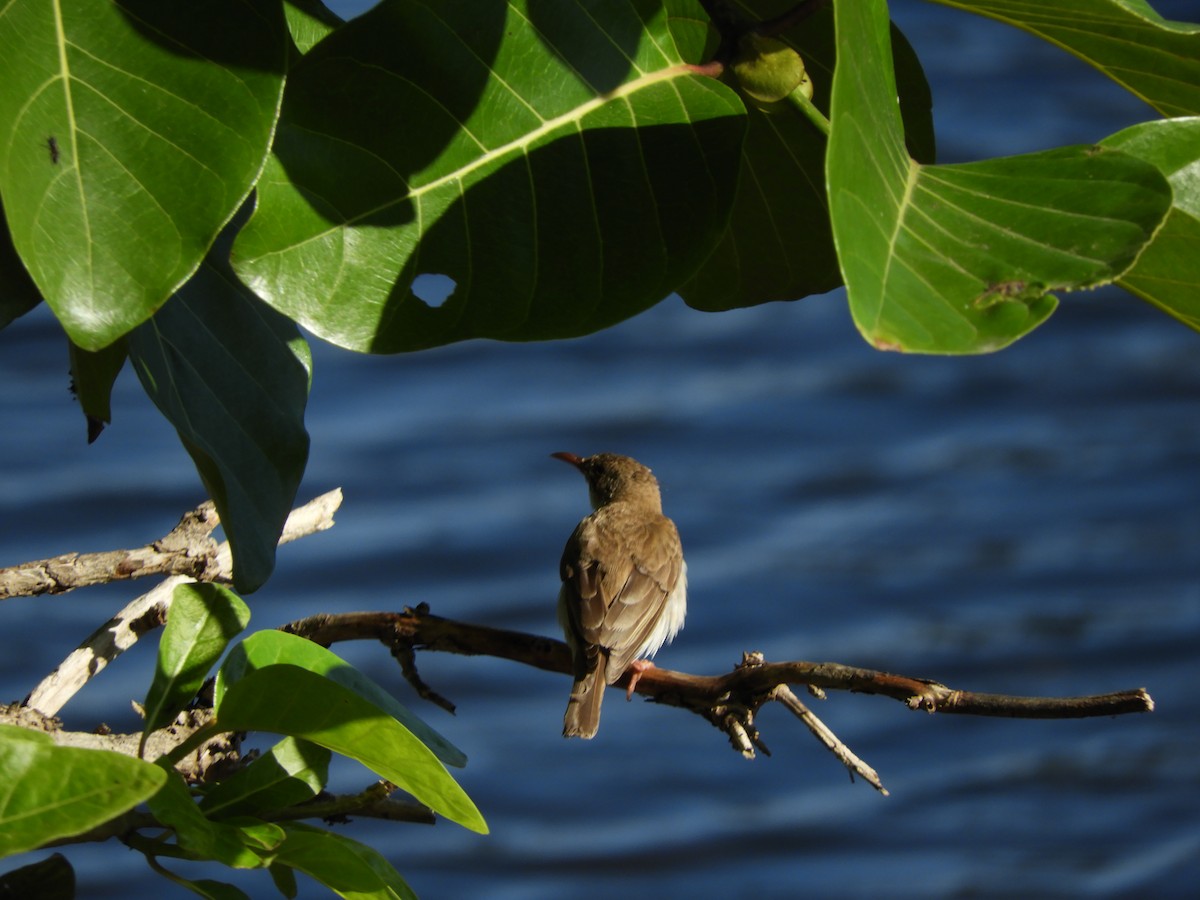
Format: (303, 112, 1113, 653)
(411, 273, 456, 308)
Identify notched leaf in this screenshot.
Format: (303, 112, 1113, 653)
(972, 279, 1049, 309)
(232, 0, 744, 353)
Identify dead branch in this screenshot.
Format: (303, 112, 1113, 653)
(1, 490, 344, 604)
(24, 490, 343, 716)
(281, 604, 1153, 720)
(0, 502, 223, 600)
(280, 604, 1154, 793)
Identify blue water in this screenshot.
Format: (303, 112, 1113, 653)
(2, 1, 1198, 897)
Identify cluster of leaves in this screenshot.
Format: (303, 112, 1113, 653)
(0, 0, 1197, 895)
(0, 583, 485, 898)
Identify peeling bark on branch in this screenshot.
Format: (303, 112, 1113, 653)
(23, 490, 343, 716)
(0, 503, 223, 600)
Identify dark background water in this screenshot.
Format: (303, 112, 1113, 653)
(2, 1, 1198, 896)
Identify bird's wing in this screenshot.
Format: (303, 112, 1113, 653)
(560, 507, 683, 683)
(559, 517, 612, 643)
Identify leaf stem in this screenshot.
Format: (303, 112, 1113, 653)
(787, 85, 831, 137)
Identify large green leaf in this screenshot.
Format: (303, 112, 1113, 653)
(273, 822, 416, 900)
(679, 2, 935, 311)
(828, 0, 1172, 353)
(232, 0, 745, 353)
(127, 243, 311, 594)
(142, 583, 251, 744)
(0, 725, 166, 858)
(1105, 116, 1200, 331)
(215, 663, 486, 834)
(216, 631, 465, 769)
(934, 0, 1200, 117)
(0, 0, 288, 350)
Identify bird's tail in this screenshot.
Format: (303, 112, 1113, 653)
(563, 666, 605, 739)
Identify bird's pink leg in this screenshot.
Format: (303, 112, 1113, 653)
(625, 660, 656, 700)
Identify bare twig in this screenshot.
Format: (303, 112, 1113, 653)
(708, 651, 888, 792)
(24, 490, 343, 716)
(25, 577, 180, 716)
(278, 605, 1153, 791)
(280, 606, 1153, 719)
(0, 503, 222, 600)
(774, 686, 887, 793)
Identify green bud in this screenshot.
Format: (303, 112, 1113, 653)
(731, 33, 810, 106)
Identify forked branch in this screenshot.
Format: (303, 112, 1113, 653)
(282, 605, 1154, 794)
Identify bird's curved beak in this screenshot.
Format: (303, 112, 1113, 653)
(551, 451, 584, 468)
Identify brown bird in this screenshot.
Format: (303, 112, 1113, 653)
(552, 452, 687, 738)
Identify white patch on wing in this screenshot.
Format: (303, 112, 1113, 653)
(634, 560, 687, 660)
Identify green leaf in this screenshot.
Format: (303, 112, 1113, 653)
(269, 862, 299, 899)
(679, 2, 935, 311)
(272, 822, 417, 900)
(0, 724, 166, 858)
(147, 769, 283, 869)
(216, 631, 466, 769)
(0, 726, 52, 746)
(827, 0, 1172, 353)
(67, 337, 128, 443)
(232, 0, 745, 353)
(0, 853, 74, 900)
(0, 0, 288, 350)
(160, 874, 252, 900)
(935, 0, 1200, 117)
(284, 0, 345, 55)
(199, 737, 330, 819)
(215, 664, 486, 834)
(141, 584, 251, 745)
(1104, 116, 1200, 331)
(128, 241, 311, 594)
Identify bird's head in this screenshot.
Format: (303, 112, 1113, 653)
(552, 451, 661, 509)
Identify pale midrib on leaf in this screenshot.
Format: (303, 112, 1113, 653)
(874, 157, 920, 333)
(280, 64, 703, 251)
(7, 769, 133, 822)
(52, 0, 92, 285)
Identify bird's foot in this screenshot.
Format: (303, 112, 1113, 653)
(625, 660, 656, 700)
